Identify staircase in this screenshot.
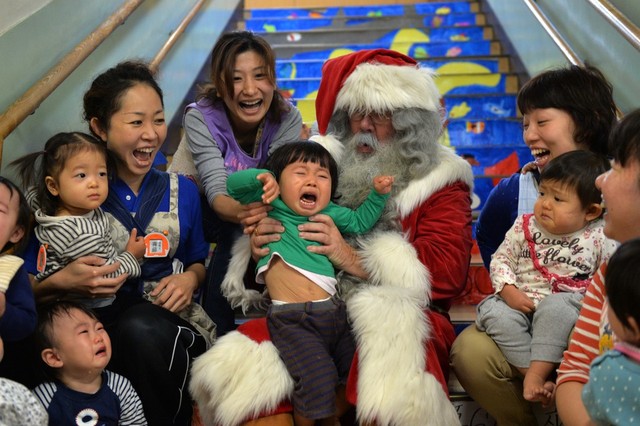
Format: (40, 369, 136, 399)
(239, 1, 559, 424)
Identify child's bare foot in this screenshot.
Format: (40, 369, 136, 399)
(540, 381, 556, 408)
(523, 371, 553, 403)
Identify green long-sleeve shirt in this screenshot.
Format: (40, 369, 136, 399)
(227, 168, 389, 282)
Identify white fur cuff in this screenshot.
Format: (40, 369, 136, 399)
(189, 331, 293, 426)
(358, 231, 431, 306)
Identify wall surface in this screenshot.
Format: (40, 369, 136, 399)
(0, 0, 241, 174)
(0, 0, 53, 36)
(244, 0, 423, 8)
(485, 0, 640, 114)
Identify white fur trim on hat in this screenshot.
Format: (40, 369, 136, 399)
(309, 134, 344, 164)
(335, 62, 440, 114)
(189, 331, 293, 426)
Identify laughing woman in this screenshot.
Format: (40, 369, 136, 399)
(26, 61, 210, 425)
(451, 64, 618, 425)
(178, 31, 302, 335)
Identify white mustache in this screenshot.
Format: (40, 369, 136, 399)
(352, 132, 380, 150)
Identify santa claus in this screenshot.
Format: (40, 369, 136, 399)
(190, 49, 473, 426)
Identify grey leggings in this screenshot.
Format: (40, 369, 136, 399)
(476, 292, 583, 368)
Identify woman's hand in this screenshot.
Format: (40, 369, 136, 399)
(238, 201, 273, 234)
(34, 256, 127, 302)
(299, 214, 367, 279)
(150, 264, 204, 313)
(249, 217, 284, 261)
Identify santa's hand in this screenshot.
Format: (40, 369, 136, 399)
(300, 214, 367, 279)
(373, 175, 394, 195)
(257, 172, 280, 204)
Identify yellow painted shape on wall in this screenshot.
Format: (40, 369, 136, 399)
(390, 28, 430, 55)
(436, 74, 501, 95)
(288, 62, 297, 79)
(328, 48, 355, 59)
(438, 127, 452, 147)
(436, 62, 491, 75)
(449, 101, 472, 118)
(433, 62, 500, 95)
(298, 93, 318, 124)
(450, 34, 470, 42)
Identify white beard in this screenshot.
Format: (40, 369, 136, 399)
(335, 133, 409, 297)
(337, 132, 411, 211)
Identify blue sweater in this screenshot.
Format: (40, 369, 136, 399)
(0, 264, 37, 342)
(475, 171, 539, 270)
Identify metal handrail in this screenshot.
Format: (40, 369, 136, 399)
(150, 0, 206, 72)
(521, 0, 584, 66)
(0, 0, 146, 167)
(522, 0, 629, 118)
(0, 0, 207, 168)
(587, 0, 640, 51)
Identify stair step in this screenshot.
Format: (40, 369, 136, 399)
(243, 12, 485, 33)
(273, 39, 501, 59)
(260, 26, 493, 46)
(450, 303, 477, 324)
(246, 2, 480, 19)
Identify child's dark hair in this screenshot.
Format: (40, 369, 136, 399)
(0, 176, 30, 254)
(517, 65, 616, 157)
(540, 150, 609, 211)
(36, 300, 99, 351)
(10, 132, 110, 216)
(608, 108, 640, 169)
(605, 238, 640, 330)
(35, 300, 100, 377)
(83, 60, 163, 139)
(266, 141, 339, 199)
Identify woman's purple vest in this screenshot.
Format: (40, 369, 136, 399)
(187, 100, 280, 173)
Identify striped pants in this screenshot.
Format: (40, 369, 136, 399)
(267, 297, 355, 420)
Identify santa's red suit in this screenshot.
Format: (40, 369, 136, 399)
(190, 49, 473, 426)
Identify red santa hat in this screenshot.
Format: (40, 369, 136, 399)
(315, 49, 441, 135)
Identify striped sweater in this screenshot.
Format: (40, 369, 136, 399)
(33, 369, 147, 425)
(556, 262, 614, 385)
(34, 207, 141, 281)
